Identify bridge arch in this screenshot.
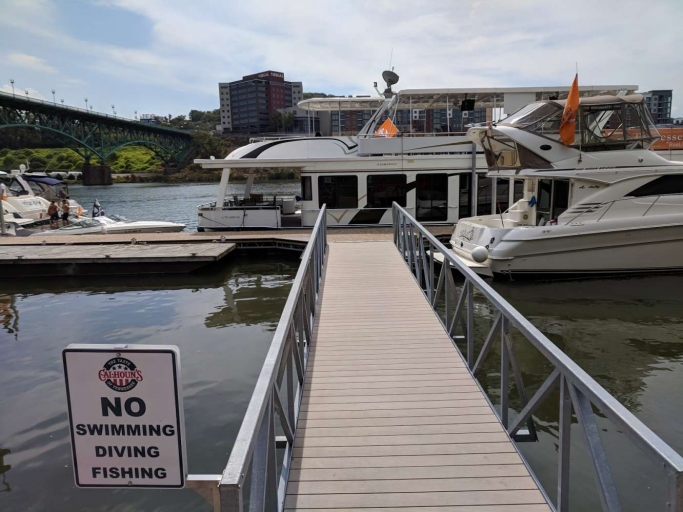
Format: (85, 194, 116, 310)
(0, 124, 103, 162)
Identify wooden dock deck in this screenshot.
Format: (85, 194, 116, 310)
(0, 242, 235, 276)
(286, 241, 551, 511)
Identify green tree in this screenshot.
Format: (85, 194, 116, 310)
(268, 112, 282, 132)
(191, 131, 227, 159)
(281, 112, 295, 132)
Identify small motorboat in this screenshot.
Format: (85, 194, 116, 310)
(34, 215, 186, 236)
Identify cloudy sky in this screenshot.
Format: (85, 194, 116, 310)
(1, 0, 682, 119)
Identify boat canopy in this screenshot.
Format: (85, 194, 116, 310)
(21, 175, 63, 186)
(497, 94, 660, 150)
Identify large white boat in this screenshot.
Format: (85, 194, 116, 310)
(35, 215, 185, 236)
(4, 173, 85, 222)
(195, 72, 639, 231)
(450, 94, 683, 276)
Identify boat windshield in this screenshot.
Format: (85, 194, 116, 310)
(60, 219, 101, 229)
(499, 97, 660, 150)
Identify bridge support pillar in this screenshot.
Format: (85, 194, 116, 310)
(82, 164, 113, 186)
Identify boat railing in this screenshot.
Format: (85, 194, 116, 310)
(392, 202, 683, 512)
(198, 195, 299, 210)
(186, 206, 327, 512)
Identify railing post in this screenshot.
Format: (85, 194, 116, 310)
(669, 471, 683, 512)
(249, 396, 278, 512)
(500, 317, 509, 429)
(558, 375, 572, 512)
(467, 280, 474, 369)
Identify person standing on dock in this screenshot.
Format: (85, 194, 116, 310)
(61, 199, 70, 227)
(48, 201, 59, 229)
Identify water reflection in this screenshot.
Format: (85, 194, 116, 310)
(0, 252, 298, 512)
(0, 448, 11, 494)
(481, 275, 683, 512)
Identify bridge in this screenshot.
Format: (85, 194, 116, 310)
(182, 205, 683, 512)
(0, 91, 193, 185)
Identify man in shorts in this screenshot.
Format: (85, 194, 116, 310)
(48, 200, 59, 228)
(61, 199, 70, 227)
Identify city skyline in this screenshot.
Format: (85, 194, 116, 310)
(1, 0, 682, 120)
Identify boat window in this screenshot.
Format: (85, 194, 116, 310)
(552, 180, 570, 218)
(513, 180, 525, 202)
(477, 176, 492, 216)
(459, 174, 471, 218)
(9, 180, 25, 196)
(626, 175, 683, 197)
(416, 174, 447, 221)
(536, 179, 552, 225)
(499, 102, 562, 128)
(536, 179, 570, 224)
(301, 176, 312, 201)
(367, 175, 406, 208)
(318, 176, 358, 209)
(496, 178, 509, 213)
(579, 102, 660, 151)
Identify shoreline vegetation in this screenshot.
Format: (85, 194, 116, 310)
(0, 105, 320, 184)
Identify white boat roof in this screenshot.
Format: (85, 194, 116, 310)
(299, 97, 384, 111)
(299, 85, 638, 111)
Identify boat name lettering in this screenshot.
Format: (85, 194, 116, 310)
(376, 162, 398, 167)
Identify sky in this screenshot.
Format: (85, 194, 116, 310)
(1, 0, 682, 120)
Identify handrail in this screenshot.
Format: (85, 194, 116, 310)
(187, 206, 327, 512)
(392, 202, 683, 512)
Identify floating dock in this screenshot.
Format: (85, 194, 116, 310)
(0, 242, 236, 276)
(286, 241, 550, 510)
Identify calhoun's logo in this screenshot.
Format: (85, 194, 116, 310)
(98, 357, 143, 392)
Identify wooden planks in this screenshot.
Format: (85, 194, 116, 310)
(286, 241, 550, 511)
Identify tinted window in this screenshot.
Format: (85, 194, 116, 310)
(514, 180, 525, 202)
(416, 174, 448, 221)
(459, 174, 471, 218)
(627, 175, 683, 197)
(477, 177, 492, 216)
(301, 176, 312, 201)
(496, 178, 509, 213)
(367, 175, 406, 208)
(318, 176, 358, 209)
(552, 180, 570, 218)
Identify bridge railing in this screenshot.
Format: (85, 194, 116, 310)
(187, 205, 327, 512)
(0, 90, 189, 135)
(392, 202, 683, 512)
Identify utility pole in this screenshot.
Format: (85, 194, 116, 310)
(10, 79, 14, 97)
(52, 89, 56, 104)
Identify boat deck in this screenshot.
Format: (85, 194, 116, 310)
(285, 241, 550, 511)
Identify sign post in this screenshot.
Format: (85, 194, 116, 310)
(62, 344, 186, 488)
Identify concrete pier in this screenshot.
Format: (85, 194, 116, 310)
(82, 164, 113, 186)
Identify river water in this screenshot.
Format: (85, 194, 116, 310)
(67, 181, 302, 231)
(1, 182, 682, 511)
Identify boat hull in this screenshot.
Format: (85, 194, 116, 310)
(452, 218, 683, 276)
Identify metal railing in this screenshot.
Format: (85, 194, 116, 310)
(187, 206, 327, 512)
(0, 90, 189, 134)
(392, 202, 683, 512)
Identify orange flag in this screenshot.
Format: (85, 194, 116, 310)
(374, 117, 398, 137)
(559, 74, 579, 145)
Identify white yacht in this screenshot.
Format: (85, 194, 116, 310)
(4, 173, 85, 222)
(35, 215, 185, 236)
(195, 72, 639, 231)
(450, 94, 683, 276)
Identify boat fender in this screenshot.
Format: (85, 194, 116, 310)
(471, 246, 489, 263)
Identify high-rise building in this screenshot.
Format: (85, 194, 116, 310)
(643, 90, 673, 125)
(218, 71, 303, 133)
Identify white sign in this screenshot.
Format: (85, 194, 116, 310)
(63, 344, 186, 488)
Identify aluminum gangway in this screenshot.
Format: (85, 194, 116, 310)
(187, 204, 683, 512)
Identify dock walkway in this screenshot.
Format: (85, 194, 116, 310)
(285, 241, 550, 511)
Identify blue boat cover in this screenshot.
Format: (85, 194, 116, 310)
(21, 175, 62, 185)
